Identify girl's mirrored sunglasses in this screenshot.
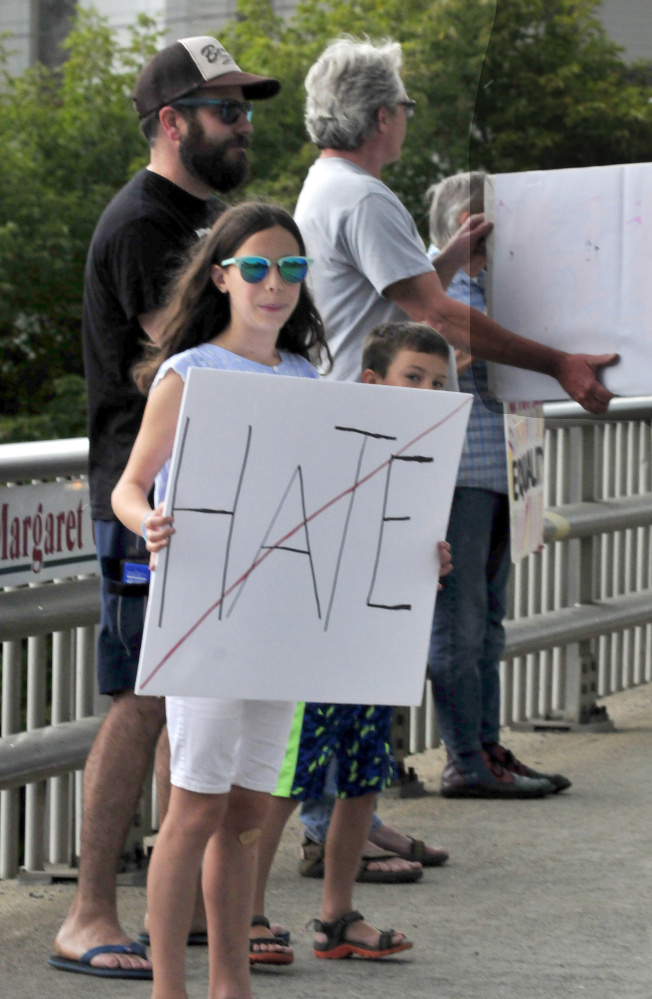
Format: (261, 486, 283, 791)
(173, 97, 253, 124)
(220, 256, 313, 284)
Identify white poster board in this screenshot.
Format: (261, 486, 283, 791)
(486, 162, 652, 400)
(136, 370, 471, 707)
(504, 403, 545, 563)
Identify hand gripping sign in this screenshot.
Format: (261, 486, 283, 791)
(136, 371, 471, 707)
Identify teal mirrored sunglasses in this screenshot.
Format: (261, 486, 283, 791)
(220, 256, 312, 284)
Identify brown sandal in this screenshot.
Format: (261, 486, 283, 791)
(299, 839, 423, 883)
(397, 836, 449, 867)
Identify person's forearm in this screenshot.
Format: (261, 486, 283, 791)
(385, 270, 615, 413)
(431, 252, 461, 292)
(111, 481, 152, 539)
(435, 298, 566, 378)
(387, 272, 565, 374)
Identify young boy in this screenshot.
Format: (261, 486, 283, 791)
(250, 321, 452, 964)
(361, 320, 451, 390)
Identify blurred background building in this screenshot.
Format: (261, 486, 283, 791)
(599, 0, 650, 63)
(0, 0, 288, 77)
(0, 1, 649, 83)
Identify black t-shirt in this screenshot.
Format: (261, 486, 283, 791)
(82, 169, 223, 519)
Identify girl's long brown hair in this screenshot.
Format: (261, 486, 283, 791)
(134, 202, 330, 394)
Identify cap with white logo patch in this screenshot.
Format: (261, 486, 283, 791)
(133, 36, 280, 118)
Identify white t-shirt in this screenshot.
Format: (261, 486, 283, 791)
(295, 157, 450, 385)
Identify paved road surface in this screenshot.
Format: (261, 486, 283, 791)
(2, 683, 651, 999)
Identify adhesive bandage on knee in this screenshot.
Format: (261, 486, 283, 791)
(239, 828, 262, 846)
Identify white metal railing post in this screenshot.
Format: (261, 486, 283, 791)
(424, 679, 437, 749)
(641, 422, 652, 684)
(598, 423, 614, 693)
(1, 640, 22, 878)
(632, 420, 649, 687)
(74, 624, 96, 859)
(510, 558, 526, 724)
(552, 426, 567, 711)
(562, 424, 605, 725)
(49, 627, 73, 865)
(24, 634, 47, 871)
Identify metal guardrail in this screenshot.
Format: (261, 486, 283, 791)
(0, 717, 102, 791)
(2, 401, 652, 876)
(0, 436, 89, 480)
(0, 578, 100, 641)
(409, 398, 652, 748)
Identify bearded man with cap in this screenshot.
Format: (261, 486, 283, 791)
(50, 37, 281, 980)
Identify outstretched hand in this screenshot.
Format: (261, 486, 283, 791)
(555, 352, 619, 415)
(142, 501, 175, 570)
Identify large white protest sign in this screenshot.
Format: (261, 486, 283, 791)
(136, 371, 471, 707)
(485, 162, 652, 400)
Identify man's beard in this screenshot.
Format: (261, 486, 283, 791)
(179, 116, 249, 192)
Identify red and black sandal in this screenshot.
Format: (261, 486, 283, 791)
(312, 909, 413, 960)
(249, 916, 294, 966)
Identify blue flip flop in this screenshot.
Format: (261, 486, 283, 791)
(48, 941, 152, 979)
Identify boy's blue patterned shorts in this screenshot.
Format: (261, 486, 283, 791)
(274, 702, 396, 800)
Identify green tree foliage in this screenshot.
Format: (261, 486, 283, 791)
(221, 0, 652, 220)
(1, 1, 650, 442)
(0, 9, 161, 436)
(220, 0, 497, 221)
(0, 375, 87, 444)
(471, 0, 652, 172)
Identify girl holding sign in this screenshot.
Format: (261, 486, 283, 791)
(111, 202, 328, 998)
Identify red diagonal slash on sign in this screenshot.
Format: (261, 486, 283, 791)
(139, 396, 472, 690)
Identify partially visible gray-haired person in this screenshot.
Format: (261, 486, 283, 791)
(305, 36, 403, 150)
(425, 169, 572, 800)
(427, 170, 486, 248)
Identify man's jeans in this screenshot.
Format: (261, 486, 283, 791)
(428, 487, 510, 770)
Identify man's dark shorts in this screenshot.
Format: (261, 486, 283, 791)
(95, 519, 149, 695)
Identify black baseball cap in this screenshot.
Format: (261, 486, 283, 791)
(133, 36, 280, 118)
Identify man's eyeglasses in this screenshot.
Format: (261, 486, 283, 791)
(173, 97, 253, 124)
(397, 99, 416, 119)
(220, 256, 313, 284)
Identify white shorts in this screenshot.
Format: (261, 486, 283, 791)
(166, 696, 296, 795)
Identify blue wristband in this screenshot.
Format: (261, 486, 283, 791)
(141, 513, 151, 541)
